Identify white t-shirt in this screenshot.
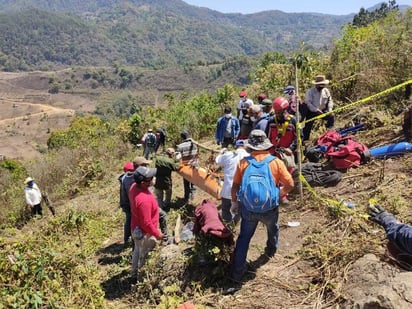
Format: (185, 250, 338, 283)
(24, 183, 42, 206)
(215, 148, 248, 199)
(237, 99, 254, 120)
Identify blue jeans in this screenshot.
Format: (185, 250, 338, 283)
(230, 206, 279, 281)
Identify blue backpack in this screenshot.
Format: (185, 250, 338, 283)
(238, 155, 280, 213)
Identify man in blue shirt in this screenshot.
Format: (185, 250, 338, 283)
(215, 107, 240, 148)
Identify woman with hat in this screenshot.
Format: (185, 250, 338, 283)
(303, 75, 335, 141)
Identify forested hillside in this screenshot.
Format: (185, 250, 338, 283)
(0, 0, 352, 70)
(0, 2, 411, 308)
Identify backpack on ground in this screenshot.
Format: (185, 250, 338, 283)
(238, 156, 280, 213)
(317, 130, 352, 153)
(314, 129, 369, 170)
(292, 163, 342, 188)
(145, 133, 156, 148)
(326, 139, 370, 169)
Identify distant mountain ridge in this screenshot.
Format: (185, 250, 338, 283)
(0, 0, 405, 70)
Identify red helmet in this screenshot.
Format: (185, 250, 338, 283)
(258, 93, 266, 101)
(272, 97, 289, 112)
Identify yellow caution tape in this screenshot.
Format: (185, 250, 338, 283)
(293, 80, 412, 217)
(299, 79, 412, 126)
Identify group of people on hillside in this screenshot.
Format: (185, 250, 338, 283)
(216, 74, 335, 149)
(114, 73, 411, 282)
(118, 71, 333, 279)
(21, 71, 411, 287)
(115, 73, 411, 282)
(118, 130, 199, 279)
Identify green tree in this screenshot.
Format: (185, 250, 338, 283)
(331, 8, 411, 104)
(352, 0, 398, 27)
(128, 113, 142, 146)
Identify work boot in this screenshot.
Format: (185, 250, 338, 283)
(280, 195, 290, 205)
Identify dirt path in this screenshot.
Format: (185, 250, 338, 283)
(0, 100, 75, 159)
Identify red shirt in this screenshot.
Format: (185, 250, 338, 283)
(129, 183, 161, 238)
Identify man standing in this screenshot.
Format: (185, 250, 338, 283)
(284, 85, 305, 120)
(154, 148, 179, 212)
(155, 127, 167, 154)
(176, 130, 198, 202)
(250, 105, 269, 133)
(303, 75, 335, 141)
(141, 129, 157, 159)
(129, 166, 163, 277)
(119, 162, 136, 247)
(261, 98, 273, 115)
(267, 97, 301, 204)
(215, 106, 240, 148)
(267, 97, 300, 162)
(230, 130, 294, 282)
(24, 177, 43, 217)
(215, 139, 248, 224)
(237, 90, 254, 121)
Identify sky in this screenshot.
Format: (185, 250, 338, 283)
(183, 0, 412, 15)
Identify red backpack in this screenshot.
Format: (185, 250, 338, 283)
(317, 130, 369, 170)
(325, 139, 370, 169)
(317, 130, 352, 152)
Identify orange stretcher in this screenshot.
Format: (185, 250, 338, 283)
(177, 164, 222, 200)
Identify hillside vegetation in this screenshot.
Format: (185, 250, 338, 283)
(0, 4, 411, 309)
(0, 0, 351, 70)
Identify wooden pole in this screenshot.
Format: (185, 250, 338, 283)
(189, 138, 221, 153)
(294, 60, 304, 200)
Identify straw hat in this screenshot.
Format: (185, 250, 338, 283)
(313, 75, 330, 85)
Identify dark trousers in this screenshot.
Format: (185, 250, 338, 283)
(303, 111, 335, 141)
(222, 137, 234, 148)
(183, 179, 195, 201)
(31, 203, 43, 216)
(123, 208, 132, 244)
(159, 207, 168, 238)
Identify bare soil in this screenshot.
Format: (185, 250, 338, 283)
(2, 71, 412, 308)
(0, 71, 97, 160)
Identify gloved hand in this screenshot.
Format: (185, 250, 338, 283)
(368, 204, 395, 226)
(230, 201, 239, 216)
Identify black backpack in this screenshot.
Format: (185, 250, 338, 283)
(145, 133, 156, 147)
(293, 163, 342, 188)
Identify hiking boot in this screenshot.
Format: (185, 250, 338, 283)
(280, 196, 290, 205)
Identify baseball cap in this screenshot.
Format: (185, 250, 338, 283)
(239, 91, 247, 97)
(235, 140, 245, 148)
